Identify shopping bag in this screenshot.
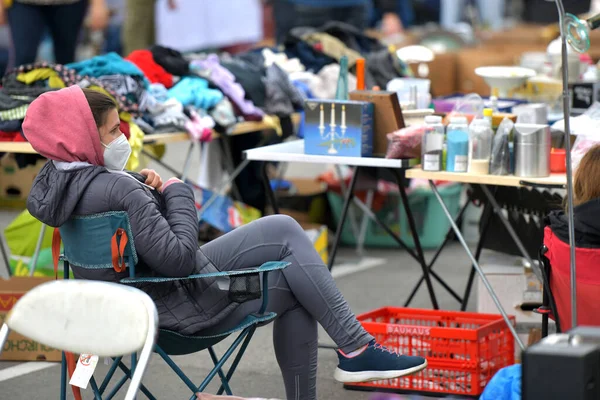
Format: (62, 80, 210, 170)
(187, 181, 261, 233)
(4, 210, 56, 277)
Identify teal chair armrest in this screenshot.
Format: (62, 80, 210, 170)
(120, 261, 290, 284)
(120, 261, 289, 314)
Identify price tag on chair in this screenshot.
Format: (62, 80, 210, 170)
(69, 354, 99, 389)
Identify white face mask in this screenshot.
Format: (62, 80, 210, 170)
(102, 135, 132, 171)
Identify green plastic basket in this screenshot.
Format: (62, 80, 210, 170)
(328, 183, 462, 249)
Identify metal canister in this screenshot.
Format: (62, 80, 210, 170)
(514, 123, 551, 178)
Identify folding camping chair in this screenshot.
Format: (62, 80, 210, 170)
(54, 211, 289, 400)
(0, 279, 157, 400)
(537, 225, 600, 337)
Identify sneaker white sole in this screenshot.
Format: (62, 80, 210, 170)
(333, 359, 428, 383)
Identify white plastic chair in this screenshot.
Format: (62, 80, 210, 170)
(0, 279, 158, 400)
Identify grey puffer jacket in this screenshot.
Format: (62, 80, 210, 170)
(27, 161, 236, 336)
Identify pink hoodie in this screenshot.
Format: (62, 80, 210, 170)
(22, 86, 105, 166)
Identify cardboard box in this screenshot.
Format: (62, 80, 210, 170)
(477, 251, 554, 361)
(482, 24, 557, 47)
(0, 277, 62, 361)
(455, 44, 548, 96)
(0, 154, 46, 209)
(349, 91, 405, 157)
(409, 52, 458, 97)
(275, 178, 328, 224)
(304, 99, 374, 157)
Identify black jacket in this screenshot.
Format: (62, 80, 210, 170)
(546, 198, 600, 249)
(27, 162, 236, 335)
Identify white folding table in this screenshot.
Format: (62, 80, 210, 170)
(245, 140, 440, 309)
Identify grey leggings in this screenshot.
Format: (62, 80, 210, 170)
(199, 215, 374, 400)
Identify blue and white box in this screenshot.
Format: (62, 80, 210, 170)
(303, 99, 374, 157)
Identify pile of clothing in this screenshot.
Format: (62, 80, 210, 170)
(0, 28, 410, 173)
(282, 21, 413, 97)
(0, 45, 307, 170)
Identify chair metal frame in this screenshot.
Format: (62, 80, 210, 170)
(56, 211, 288, 400)
(0, 279, 158, 400)
(535, 245, 562, 338)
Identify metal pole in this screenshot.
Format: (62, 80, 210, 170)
(334, 165, 362, 252)
(554, 0, 578, 329)
(29, 224, 47, 277)
(429, 180, 525, 350)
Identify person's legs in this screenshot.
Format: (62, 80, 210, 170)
(45, 0, 89, 64)
(6, 2, 46, 66)
(440, 0, 465, 28)
(200, 270, 318, 400)
(200, 215, 372, 352)
(200, 215, 427, 398)
(339, 5, 369, 31)
(272, 0, 298, 45)
(476, 0, 505, 30)
(122, 0, 155, 54)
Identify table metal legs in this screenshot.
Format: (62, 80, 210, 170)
(0, 233, 10, 278)
(428, 180, 525, 351)
(327, 168, 360, 272)
(324, 167, 439, 309)
(479, 185, 538, 272)
(262, 162, 280, 215)
(403, 199, 471, 307)
(391, 169, 438, 309)
(460, 198, 494, 311)
(141, 142, 198, 184)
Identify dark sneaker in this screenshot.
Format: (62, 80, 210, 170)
(334, 340, 427, 383)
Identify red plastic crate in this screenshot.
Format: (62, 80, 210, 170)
(346, 307, 516, 397)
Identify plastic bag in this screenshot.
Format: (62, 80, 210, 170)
(385, 125, 426, 159)
(572, 134, 600, 171)
(490, 117, 514, 175)
(444, 93, 484, 124)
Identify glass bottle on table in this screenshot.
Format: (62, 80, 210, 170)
(446, 116, 469, 173)
(468, 119, 493, 175)
(422, 115, 445, 172)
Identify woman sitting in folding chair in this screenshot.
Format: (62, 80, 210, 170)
(544, 144, 600, 331)
(23, 86, 426, 400)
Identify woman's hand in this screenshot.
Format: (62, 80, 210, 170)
(140, 169, 163, 191)
(87, 0, 110, 31)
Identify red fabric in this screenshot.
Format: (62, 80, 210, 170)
(22, 86, 104, 165)
(120, 120, 130, 140)
(0, 131, 17, 141)
(126, 50, 174, 88)
(544, 226, 600, 331)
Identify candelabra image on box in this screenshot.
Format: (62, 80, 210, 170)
(318, 103, 347, 154)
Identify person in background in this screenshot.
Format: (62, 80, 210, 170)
(102, 0, 124, 54)
(272, 0, 403, 44)
(440, 0, 505, 30)
(0, 0, 109, 66)
(122, 0, 175, 55)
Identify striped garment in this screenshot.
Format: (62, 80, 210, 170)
(14, 0, 81, 5)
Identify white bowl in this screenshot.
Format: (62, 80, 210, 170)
(475, 66, 536, 97)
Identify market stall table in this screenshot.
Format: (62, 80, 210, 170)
(405, 167, 568, 351)
(244, 139, 440, 309)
